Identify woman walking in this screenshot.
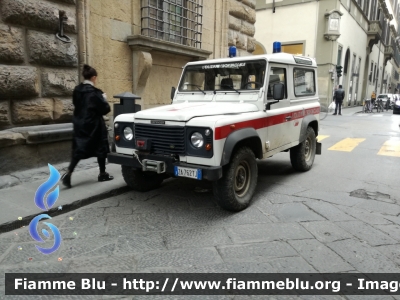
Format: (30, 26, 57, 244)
(61, 64, 114, 188)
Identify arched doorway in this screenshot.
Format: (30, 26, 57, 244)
(253, 42, 267, 55)
(343, 48, 351, 106)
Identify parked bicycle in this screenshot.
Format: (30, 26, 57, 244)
(363, 99, 372, 113)
(376, 99, 384, 112)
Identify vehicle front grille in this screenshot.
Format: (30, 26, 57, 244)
(135, 124, 185, 155)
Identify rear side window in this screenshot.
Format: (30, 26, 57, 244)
(294, 68, 316, 97)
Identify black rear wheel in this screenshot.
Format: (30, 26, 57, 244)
(290, 127, 316, 172)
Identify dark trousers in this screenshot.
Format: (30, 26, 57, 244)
(334, 99, 343, 114)
(68, 157, 106, 173)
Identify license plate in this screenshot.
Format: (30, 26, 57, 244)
(174, 166, 202, 180)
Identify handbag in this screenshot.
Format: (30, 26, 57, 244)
(328, 101, 336, 110)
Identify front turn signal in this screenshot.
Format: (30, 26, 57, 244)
(115, 135, 120, 141)
(206, 144, 212, 151)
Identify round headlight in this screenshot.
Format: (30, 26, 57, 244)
(191, 132, 204, 148)
(123, 127, 133, 141)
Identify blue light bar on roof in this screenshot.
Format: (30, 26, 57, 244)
(273, 41, 281, 53)
(229, 46, 237, 58)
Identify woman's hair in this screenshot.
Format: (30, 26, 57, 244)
(82, 64, 98, 80)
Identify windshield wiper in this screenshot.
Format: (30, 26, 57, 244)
(185, 84, 206, 95)
(220, 85, 241, 94)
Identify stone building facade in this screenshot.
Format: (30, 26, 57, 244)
(254, 0, 400, 108)
(0, 0, 256, 174)
(0, 0, 79, 129)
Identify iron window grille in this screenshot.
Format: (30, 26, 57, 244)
(141, 0, 203, 48)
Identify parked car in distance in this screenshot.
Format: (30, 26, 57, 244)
(377, 94, 395, 109)
(393, 99, 400, 114)
(377, 94, 389, 104)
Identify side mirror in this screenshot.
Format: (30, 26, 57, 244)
(171, 87, 176, 101)
(265, 83, 285, 111)
(273, 83, 285, 100)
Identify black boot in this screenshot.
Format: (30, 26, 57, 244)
(98, 172, 114, 182)
(61, 172, 72, 188)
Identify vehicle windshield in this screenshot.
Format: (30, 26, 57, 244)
(178, 60, 266, 92)
(377, 95, 387, 98)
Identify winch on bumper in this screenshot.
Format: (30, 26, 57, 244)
(107, 152, 223, 181)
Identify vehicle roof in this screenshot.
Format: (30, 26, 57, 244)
(185, 53, 317, 68)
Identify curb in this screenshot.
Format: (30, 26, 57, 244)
(0, 185, 131, 235)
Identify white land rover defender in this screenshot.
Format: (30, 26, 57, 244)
(108, 52, 322, 211)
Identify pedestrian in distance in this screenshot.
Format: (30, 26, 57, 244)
(333, 85, 345, 115)
(61, 64, 114, 188)
(371, 91, 376, 112)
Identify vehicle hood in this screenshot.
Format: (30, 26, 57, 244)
(134, 102, 259, 121)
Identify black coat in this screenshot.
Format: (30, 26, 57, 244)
(334, 89, 345, 101)
(71, 83, 110, 160)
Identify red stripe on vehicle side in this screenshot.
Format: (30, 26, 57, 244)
(214, 107, 320, 140)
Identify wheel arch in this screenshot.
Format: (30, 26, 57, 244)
(299, 115, 318, 143)
(220, 128, 263, 166)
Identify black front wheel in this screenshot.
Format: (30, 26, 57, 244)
(213, 147, 258, 212)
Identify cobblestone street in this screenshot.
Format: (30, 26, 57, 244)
(1, 112, 400, 300)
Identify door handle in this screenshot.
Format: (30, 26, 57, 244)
(285, 116, 292, 121)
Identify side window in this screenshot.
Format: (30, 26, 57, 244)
(294, 68, 316, 97)
(267, 67, 287, 100)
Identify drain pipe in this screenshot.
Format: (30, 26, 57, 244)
(77, 0, 88, 79)
(85, 0, 91, 65)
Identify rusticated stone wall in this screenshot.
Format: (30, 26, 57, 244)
(0, 0, 79, 129)
(228, 0, 257, 56)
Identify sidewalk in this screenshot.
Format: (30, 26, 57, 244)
(322, 105, 363, 117)
(0, 161, 128, 232)
(340, 105, 363, 116)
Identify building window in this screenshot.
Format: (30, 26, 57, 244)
(369, 62, 373, 82)
(281, 43, 304, 55)
(370, 0, 377, 20)
(364, 0, 370, 15)
(141, 0, 203, 48)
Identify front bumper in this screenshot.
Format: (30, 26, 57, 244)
(108, 152, 223, 181)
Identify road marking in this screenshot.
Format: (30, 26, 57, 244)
(317, 135, 329, 142)
(372, 114, 383, 117)
(357, 114, 368, 117)
(378, 140, 400, 157)
(328, 138, 366, 152)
